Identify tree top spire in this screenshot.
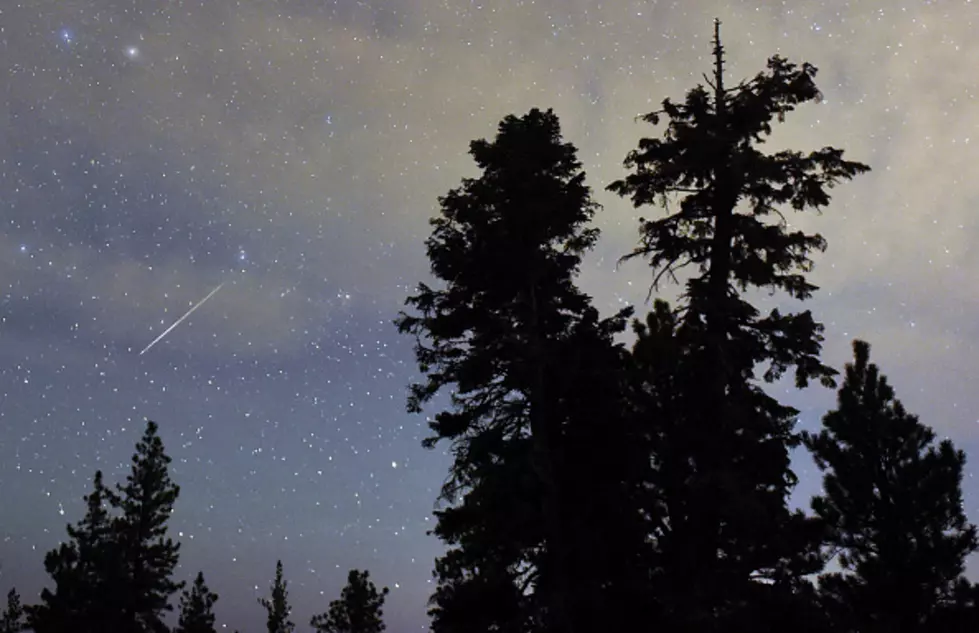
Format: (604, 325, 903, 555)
(712, 18, 725, 98)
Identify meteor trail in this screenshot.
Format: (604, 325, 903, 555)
(139, 282, 225, 356)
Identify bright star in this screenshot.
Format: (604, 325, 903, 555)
(125, 46, 139, 59)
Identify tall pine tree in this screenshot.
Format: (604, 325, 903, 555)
(29, 470, 125, 633)
(805, 340, 979, 632)
(609, 20, 869, 630)
(258, 560, 294, 633)
(310, 569, 388, 633)
(175, 571, 219, 633)
(397, 108, 643, 633)
(114, 420, 183, 633)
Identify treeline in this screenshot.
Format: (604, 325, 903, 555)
(0, 421, 390, 633)
(395, 21, 979, 633)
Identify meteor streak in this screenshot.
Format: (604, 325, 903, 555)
(139, 282, 225, 356)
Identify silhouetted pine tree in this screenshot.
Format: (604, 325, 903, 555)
(1, 588, 26, 633)
(310, 569, 389, 633)
(397, 108, 644, 633)
(805, 340, 979, 632)
(258, 560, 294, 633)
(175, 572, 219, 633)
(29, 470, 125, 633)
(609, 19, 869, 631)
(114, 420, 183, 633)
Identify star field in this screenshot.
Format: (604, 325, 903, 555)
(2, 0, 979, 630)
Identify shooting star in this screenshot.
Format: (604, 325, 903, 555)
(139, 282, 225, 356)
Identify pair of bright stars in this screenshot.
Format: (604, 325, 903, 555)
(59, 28, 140, 60)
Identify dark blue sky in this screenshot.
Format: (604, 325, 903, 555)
(3, 1, 979, 631)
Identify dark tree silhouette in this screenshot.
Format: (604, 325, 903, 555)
(397, 107, 643, 633)
(1, 588, 26, 633)
(609, 19, 869, 630)
(175, 572, 219, 633)
(29, 422, 183, 633)
(29, 470, 125, 633)
(805, 340, 979, 632)
(310, 569, 389, 633)
(258, 560, 294, 633)
(114, 420, 184, 633)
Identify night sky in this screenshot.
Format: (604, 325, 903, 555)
(2, 0, 978, 631)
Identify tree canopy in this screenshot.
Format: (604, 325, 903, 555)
(311, 569, 389, 633)
(176, 572, 219, 633)
(806, 340, 979, 632)
(258, 560, 295, 633)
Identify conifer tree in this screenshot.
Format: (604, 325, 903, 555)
(310, 569, 389, 633)
(175, 572, 219, 633)
(397, 108, 644, 633)
(609, 20, 869, 630)
(1, 588, 26, 633)
(114, 420, 184, 633)
(258, 560, 294, 633)
(29, 470, 124, 633)
(805, 340, 979, 632)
